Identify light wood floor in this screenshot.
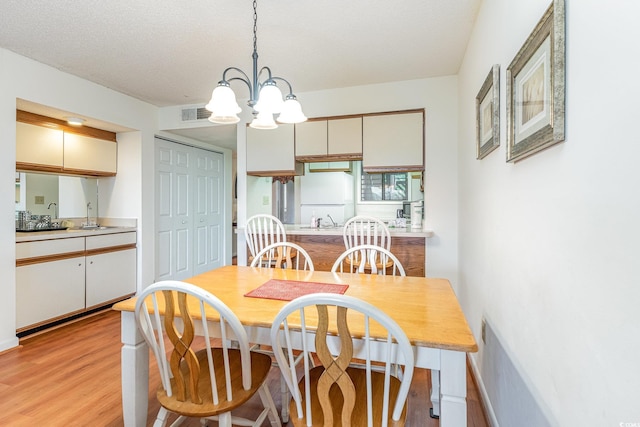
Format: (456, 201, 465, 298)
(0, 309, 489, 426)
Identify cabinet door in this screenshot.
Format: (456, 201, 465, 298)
(362, 112, 424, 172)
(16, 257, 85, 329)
(328, 117, 362, 157)
(308, 161, 352, 172)
(295, 120, 327, 157)
(16, 122, 64, 170)
(86, 248, 137, 308)
(63, 133, 117, 175)
(246, 124, 303, 176)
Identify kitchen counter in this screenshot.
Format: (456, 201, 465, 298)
(233, 223, 432, 277)
(16, 226, 137, 243)
(283, 224, 434, 238)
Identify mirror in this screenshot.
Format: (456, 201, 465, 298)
(15, 172, 98, 220)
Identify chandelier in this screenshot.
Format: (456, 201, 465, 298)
(205, 0, 307, 129)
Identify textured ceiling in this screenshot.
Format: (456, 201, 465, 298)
(1, 0, 481, 147)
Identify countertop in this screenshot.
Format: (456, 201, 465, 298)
(234, 224, 433, 238)
(16, 226, 137, 243)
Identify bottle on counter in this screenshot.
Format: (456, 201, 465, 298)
(310, 211, 317, 228)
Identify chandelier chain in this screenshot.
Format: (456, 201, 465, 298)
(253, 0, 258, 53)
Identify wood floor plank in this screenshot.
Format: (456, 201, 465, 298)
(0, 309, 489, 426)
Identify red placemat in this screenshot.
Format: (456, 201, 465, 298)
(245, 279, 348, 301)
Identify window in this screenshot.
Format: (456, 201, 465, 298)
(360, 167, 408, 201)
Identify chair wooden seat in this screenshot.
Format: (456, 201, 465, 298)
(157, 348, 273, 418)
(250, 245, 299, 269)
(332, 244, 406, 276)
(288, 366, 406, 427)
(343, 253, 394, 274)
(250, 241, 312, 271)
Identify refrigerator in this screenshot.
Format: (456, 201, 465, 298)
(299, 171, 354, 226)
(272, 179, 295, 224)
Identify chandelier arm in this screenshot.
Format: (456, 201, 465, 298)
(270, 76, 295, 97)
(221, 67, 251, 86)
(257, 66, 273, 84)
(227, 76, 254, 98)
(221, 67, 254, 102)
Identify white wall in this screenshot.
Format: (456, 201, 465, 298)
(457, 0, 640, 425)
(0, 48, 157, 352)
(236, 77, 460, 279)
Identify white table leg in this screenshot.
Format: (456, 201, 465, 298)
(121, 310, 149, 427)
(430, 369, 441, 418)
(439, 350, 467, 427)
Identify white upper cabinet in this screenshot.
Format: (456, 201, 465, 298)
(246, 124, 303, 176)
(16, 122, 64, 172)
(362, 111, 424, 172)
(295, 120, 327, 157)
(296, 117, 362, 161)
(16, 110, 118, 177)
(328, 117, 362, 157)
(63, 133, 117, 175)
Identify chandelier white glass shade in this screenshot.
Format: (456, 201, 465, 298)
(206, 0, 307, 129)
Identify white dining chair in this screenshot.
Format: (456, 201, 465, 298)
(270, 293, 415, 426)
(249, 240, 314, 421)
(342, 215, 391, 251)
(244, 214, 287, 264)
(250, 241, 314, 271)
(134, 280, 281, 427)
(332, 244, 406, 276)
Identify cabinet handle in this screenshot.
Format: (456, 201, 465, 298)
(90, 261, 94, 265)
(182, 220, 187, 224)
(200, 219, 204, 222)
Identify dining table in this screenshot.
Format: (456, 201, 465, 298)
(113, 265, 478, 427)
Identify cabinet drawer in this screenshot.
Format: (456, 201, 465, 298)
(16, 237, 85, 260)
(86, 232, 137, 250)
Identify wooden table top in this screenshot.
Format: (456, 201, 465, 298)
(114, 265, 478, 353)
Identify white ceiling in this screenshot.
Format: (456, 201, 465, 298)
(1, 0, 481, 149)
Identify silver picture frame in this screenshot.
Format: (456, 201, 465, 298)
(506, 0, 565, 162)
(476, 64, 500, 159)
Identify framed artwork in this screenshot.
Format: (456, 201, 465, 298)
(506, 0, 565, 162)
(476, 64, 500, 159)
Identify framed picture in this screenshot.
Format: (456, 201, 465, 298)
(476, 64, 500, 159)
(506, 0, 565, 162)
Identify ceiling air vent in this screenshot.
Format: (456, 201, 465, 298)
(181, 107, 210, 121)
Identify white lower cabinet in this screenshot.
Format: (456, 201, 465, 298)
(16, 256, 86, 329)
(86, 248, 137, 308)
(16, 231, 137, 331)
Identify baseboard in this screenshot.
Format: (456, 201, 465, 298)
(468, 354, 499, 427)
(0, 336, 19, 354)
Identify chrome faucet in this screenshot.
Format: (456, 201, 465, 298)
(47, 202, 58, 220)
(327, 214, 337, 227)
